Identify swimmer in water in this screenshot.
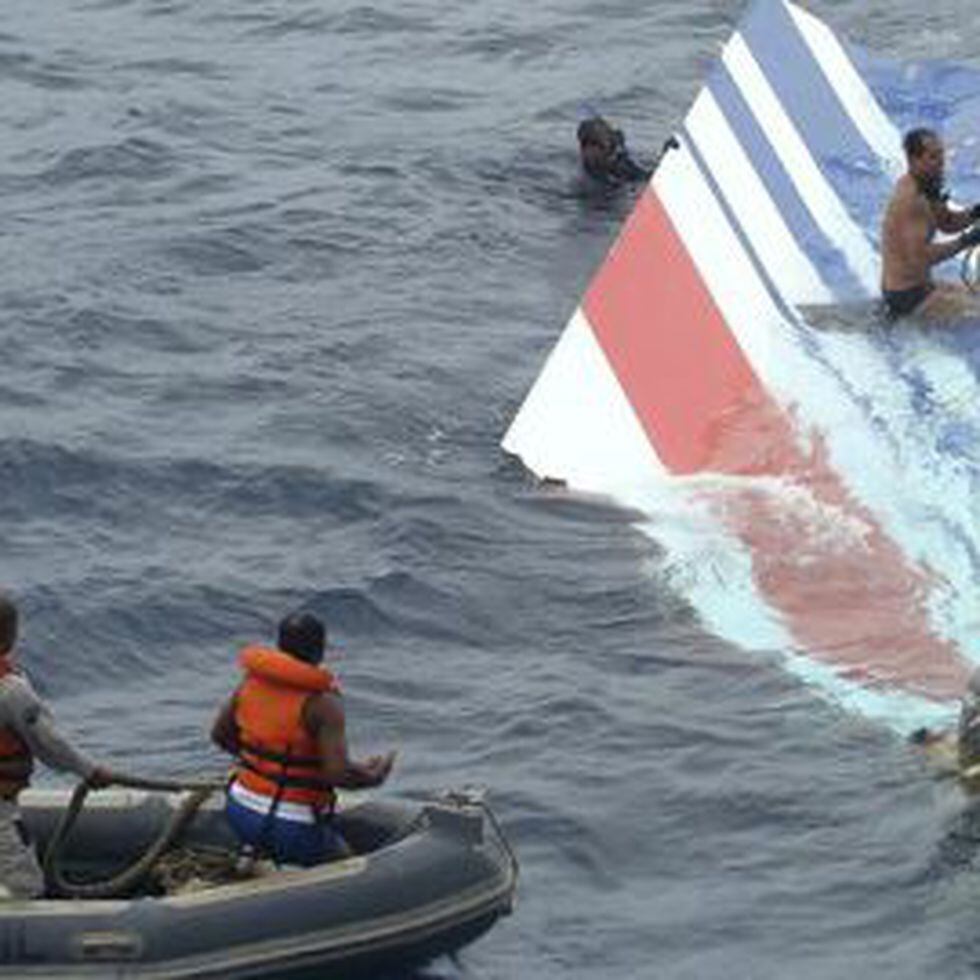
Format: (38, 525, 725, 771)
(577, 115, 677, 186)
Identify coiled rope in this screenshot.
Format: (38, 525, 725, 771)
(42, 773, 227, 899)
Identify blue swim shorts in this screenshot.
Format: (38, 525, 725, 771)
(224, 781, 348, 867)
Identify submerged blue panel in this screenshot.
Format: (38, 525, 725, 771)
(706, 60, 866, 299)
(739, 0, 892, 247)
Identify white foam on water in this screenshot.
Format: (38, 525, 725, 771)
(660, 123, 979, 678)
(612, 473, 961, 733)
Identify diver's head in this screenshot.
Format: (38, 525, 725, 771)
(0, 595, 16, 657)
(577, 116, 618, 168)
(277, 611, 326, 665)
(904, 127, 946, 199)
(577, 116, 614, 149)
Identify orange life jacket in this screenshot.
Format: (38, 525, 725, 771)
(0, 655, 34, 792)
(233, 645, 340, 811)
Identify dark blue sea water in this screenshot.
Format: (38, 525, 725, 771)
(4, 1, 980, 977)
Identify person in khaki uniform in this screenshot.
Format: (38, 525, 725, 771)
(0, 594, 113, 898)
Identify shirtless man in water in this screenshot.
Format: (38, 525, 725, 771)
(881, 128, 980, 320)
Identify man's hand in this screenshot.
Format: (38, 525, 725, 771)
(86, 766, 115, 790)
(364, 751, 396, 787)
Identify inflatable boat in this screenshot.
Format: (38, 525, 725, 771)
(1, 785, 518, 978)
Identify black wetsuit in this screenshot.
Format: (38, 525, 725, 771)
(583, 149, 651, 186)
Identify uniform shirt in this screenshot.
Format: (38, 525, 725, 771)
(0, 673, 95, 780)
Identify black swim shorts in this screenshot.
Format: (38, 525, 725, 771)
(882, 282, 934, 320)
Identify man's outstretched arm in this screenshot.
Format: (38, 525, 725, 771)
(1, 676, 110, 784)
(309, 693, 395, 789)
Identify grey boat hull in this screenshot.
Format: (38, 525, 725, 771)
(1, 788, 517, 978)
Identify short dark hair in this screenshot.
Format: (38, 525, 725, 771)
(0, 595, 18, 656)
(277, 611, 325, 665)
(904, 127, 939, 160)
(577, 116, 612, 148)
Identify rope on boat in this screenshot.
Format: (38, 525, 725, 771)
(42, 778, 521, 902)
(42, 772, 227, 899)
(439, 788, 520, 893)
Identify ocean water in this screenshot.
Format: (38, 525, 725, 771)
(3, 1, 980, 977)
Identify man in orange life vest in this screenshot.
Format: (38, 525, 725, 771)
(0, 594, 114, 898)
(211, 611, 396, 865)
